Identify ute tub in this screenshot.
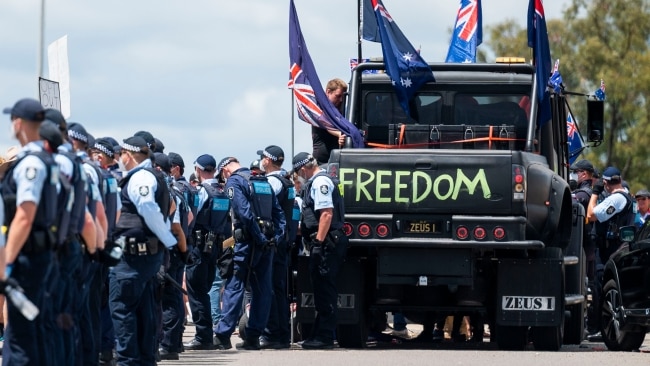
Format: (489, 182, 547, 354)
(336, 149, 516, 215)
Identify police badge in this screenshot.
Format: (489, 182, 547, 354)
(227, 187, 234, 199)
(606, 206, 616, 215)
(320, 185, 329, 195)
(139, 186, 150, 196)
(25, 167, 37, 181)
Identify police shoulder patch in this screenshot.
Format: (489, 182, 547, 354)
(606, 206, 616, 215)
(139, 186, 150, 196)
(227, 187, 234, 199)
(320, 185, 329, 195)
(25, 167, 37, 181)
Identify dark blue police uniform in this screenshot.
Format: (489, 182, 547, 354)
(109, 137, 177, 366)
(213, 160, 285, 350)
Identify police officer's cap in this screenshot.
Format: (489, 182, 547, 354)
(102, 136, 121, 155)
(39, 120, 64, 150)
(217, 156, 237, 177)
(250, 159, 261, 170)
(168, 152, 185, 168)
(256, 145, 284, 162)
(134, 130, 156, 150)
(94, 137, 116, 158)
(292, 152, 315, 171)
(153, 152, 171, 174)
(570, 159, 594, 173)
(121, 136, 149, 154)
(602, 166, 622, 181)
(3, 98, 45, 122)
(154, 138, 165, 153)
(44, 108, 66, 130)
(67, 122, 90, 144)
(194, 154, 216, 172)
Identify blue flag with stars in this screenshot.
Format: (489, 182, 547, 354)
(528, 0, 552, 127)
(566, 112, 584, 164)
(446, 0, 483, 63)
(365, 0, 435, 117)
(289, 0, 364, 148)
(594, 79, 606, 101)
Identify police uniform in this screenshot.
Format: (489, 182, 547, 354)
(2, 141, 59, 365)
(109, 136, 177, 366)
(293, 152, 348, 349)
(257, 145, 297, 349)
(185, 154, 231, 350)
(213, 157, 285, 350)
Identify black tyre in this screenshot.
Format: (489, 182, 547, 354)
(337, 323, 368, 348)
(495, 325, 528, 350)
(600, 279, 647, 351)
(531, 324, 563, 351)
(563, 303, 584, 345)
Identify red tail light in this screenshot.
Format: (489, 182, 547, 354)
(456, 225, 469, 240)
(473, 226, 486, 240)
(376, 223, 390, 238)
(343, 222, 353, 236)
(493, 226, 506, 240)
(358, 223, 372, 238)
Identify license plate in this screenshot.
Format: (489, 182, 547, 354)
(405, 220, 440, 233)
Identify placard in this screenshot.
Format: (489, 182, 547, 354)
(38, 77, 61, 111)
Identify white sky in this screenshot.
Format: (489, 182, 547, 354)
(0, 0, 569, 173)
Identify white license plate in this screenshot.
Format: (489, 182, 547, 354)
(502, 296, 555, 311)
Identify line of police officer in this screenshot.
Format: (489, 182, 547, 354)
(0, 97, 349, 366)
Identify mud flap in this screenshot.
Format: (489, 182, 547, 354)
(496, 254, 564, 327)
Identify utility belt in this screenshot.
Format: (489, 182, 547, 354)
(118, 236, 161, 256)
(21, 230, 55, 255)
(194, 229, 223, 254)
(304, 228, 344, 252)
(233, 219, 274, 244)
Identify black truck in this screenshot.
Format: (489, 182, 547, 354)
(294, 59, 604, 350)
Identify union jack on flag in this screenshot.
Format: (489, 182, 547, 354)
(446, 0, 482, 63)
(566, 112, 584, 164)
(594, 79, 606, 101)
(288, 63, 331, 130)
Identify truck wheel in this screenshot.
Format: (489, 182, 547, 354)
(563, 303, 584, 345)
(495, 325, 528, 350)
(601, 279, 647, 351)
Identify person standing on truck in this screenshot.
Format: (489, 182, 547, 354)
(292, 152, 348, 349)
(633, 189, 650, 228)
(312, 78, 347, 165)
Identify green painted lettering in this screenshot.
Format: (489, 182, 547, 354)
(453, 169, 491, 199)
(433, 174, 454, 200)
(394, 171, 410, 203)
(356, 169, 374, 202)
(376, 170, 392, 203)
(412, 171, 432, 204)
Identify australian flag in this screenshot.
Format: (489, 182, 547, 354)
(594, 79, 606, 100)
(362, 0, 435, 117)
(289, 0, 364, 148)
(445, 0, 482, 63)
(528, 0, 552, 127)
(566, 112, 584, 164)
(548, 59, 563, 93)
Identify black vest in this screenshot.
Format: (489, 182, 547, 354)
(174, 178, 199, 233)
(170, 184, 191, 238)
(2, 150, 59, 245)
(99, 167, 119, 239)
(115, 166, 170, 239)
(300, 171, 345, 236)
(57, 151, 87, 238)
(232, 171, 274, 226)
(194, 182, 230, 236)
(267, 174, 298, 244)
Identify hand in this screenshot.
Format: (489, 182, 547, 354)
(592, 179, 605, 196)
(0, 277, 21, 295)
(179, 249, 191, 265)
(97, 247, 120, 267)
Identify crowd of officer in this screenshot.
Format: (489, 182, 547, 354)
(0, 97, 349, 365)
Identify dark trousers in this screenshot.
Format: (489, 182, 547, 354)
(79, 258, 102, 366)
(109, 251, 163, 366)
(214, 242, 274, 340)
(185, 246, 216, 344)
(100, 265, 115, 354)
(308, 236, 348, 342)
(160, 251, 186, 352)
(53, 240, 83, 366)
(262, 244, 290, 343)
(2, 249, 54, 366)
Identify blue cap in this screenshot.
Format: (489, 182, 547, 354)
(602, 166, 621, 181)
(168, 152, 184, 168)
(3, 98, 45, 122)
(292, 152, 315, 170)
(39, 120, 64, 150)
(93, 137, 116, 158)
(194, 154, 216, 172)
(67, 122, 89, 143)
(121, 136, 148, 153)
(257, 145, 284, 162)
(153, 152, 171, 173)
(44, 108, 66, 128)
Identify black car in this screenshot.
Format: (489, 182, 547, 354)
(599, 224, 650, 351)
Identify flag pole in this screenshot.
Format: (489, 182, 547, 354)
(357, 0, 362, 62)
(291, 91, 295, 164)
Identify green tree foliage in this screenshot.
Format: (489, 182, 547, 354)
(483, 0, 650, 191)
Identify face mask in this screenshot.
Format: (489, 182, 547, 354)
(569, 172, 578, 182)
(259, 160, 266, 173)
(117, 155, 127, 171)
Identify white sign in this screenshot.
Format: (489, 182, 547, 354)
(47, 35, 71, 119)
(502, 296, 555, 311)
(38, 77, 61, 111)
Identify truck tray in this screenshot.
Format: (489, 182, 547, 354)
(429, 124, 517, 150)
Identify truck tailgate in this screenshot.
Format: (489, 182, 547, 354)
(335, 149, 514, 215)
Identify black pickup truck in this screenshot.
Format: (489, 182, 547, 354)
(294, 60, 604, 350)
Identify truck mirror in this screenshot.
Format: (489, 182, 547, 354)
(587, 99, 604, 142)
(619, 225, 636, 243)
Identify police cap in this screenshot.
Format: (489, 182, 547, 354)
(194, 154, 216, 172)
(3, 98, 45, 122)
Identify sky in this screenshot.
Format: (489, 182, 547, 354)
(0, 0, 570, 174)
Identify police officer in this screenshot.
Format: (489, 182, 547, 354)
(292, 152, 348, 349)
(586, 166, 635, 342)
(153, 152, 190, 360)
(109, 135, 178, 365)
(1, 98, 59, 365)
(256, 145, 298, 349)
(213, 157, 285, 350)
(184, 154, 231, 350)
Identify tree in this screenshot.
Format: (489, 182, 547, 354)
(483, 0, 650, 190)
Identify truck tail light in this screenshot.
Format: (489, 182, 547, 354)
(512, 164, 526, 200)
(358, 223, 372, 238)
(493, 226, 506, 240)
(376, 223, 390, 238)
(473, 226, 487, 240)
(456, 225, 469, 240)
(343, 222, 353, 236)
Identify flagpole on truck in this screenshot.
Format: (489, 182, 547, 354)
(291, 91, 295, 162)
(357, 0, 362, 62)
